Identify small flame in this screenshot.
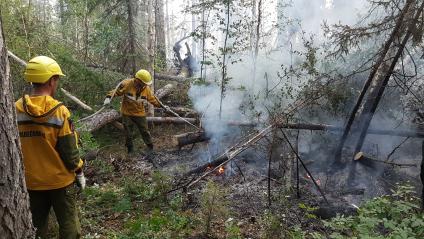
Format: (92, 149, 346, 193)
(305, 174, 321, 185)
(218, 166, 225, 174)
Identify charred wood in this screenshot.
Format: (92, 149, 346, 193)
(354, 152, 417, 168)
(173, 131, 210, 148)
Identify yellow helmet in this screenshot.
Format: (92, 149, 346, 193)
(24, 56, 65, 83)
(135, 69, 152, 85)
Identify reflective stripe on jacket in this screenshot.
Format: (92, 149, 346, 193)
(107, 78, 161, 117)
(15, 95, 83, 190)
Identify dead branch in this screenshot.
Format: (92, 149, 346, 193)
(60, 88, 93, 111)
(7, 50, 27, 66)
(183, 125, 274, 188)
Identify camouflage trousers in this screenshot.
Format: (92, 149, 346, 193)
(29, 183, 81, 239)
(122, 115, 153, 149)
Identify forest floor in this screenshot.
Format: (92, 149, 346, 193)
(42, 80, 424, 239)
(61, 123, 325, 239)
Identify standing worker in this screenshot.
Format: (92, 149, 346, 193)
(103, 69, 169, 158)
(15, 56, 85, 238)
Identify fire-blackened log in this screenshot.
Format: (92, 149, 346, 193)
(185, 154, 229, 176)
(354, 151, 416, 168)
(313, 201, 358, 219)
(173, 131, 210, 148)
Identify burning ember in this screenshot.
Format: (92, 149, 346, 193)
(306, 174, 321, 186)
(218, 166, 225, 174)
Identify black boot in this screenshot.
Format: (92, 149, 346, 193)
(127, 144, 134, 154)
(144, 144, 156, 167)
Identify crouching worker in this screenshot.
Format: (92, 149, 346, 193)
(103, 69, 169, 160)
(15, 56, 85, 239)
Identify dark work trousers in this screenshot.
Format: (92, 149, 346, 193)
(122, 115, 153, 149)
(421, 141, 424, 209)
(28, 183, 81, 239)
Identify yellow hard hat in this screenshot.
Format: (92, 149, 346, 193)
(24, 56, 65, 83)
(135, 69, 152, 85)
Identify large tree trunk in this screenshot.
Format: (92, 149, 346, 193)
(126, 0, 137, 74)
(0, 16, 34, 238)
(155, 0, 167, 70)
(334, 0, 414, 162)
(352, 2, 424, 156)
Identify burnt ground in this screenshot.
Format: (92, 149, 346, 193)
(75, 123, 336, 238)
(70, 120, 424, 238)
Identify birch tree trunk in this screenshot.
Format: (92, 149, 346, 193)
(0, 15, 34, 238)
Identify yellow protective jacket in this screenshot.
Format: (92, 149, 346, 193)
(15, 95, 83, 190)
(107, 78, 161, 117)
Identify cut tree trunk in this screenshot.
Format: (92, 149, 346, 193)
(0, 16, 34, 238)
(172, 131, 210, 148)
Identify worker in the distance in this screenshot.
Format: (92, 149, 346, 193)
(15, 56, 85, 238)
(103, 69, 169, 159)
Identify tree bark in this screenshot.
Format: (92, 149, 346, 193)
(78, 109, 197, 132)
(156, 106, 198, 117)
(353, 1, 424, 155)
(126, 0, 137, 74)
(0, 16, 34, 238)
(155, 0, 167, 70)
(155, 83, 174, 99)
(172, 131, 210, 148)
(334, 0, 415, 162)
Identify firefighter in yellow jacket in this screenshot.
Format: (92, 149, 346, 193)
(15, 56, 85, 239)
(103, 69, 168, 157)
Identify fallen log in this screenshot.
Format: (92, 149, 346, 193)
(183, 126, 273, 184)
(172, 131, 210, 148)
(275, 122, 424, 138)
(60, 88, 93, 111)
(156, 83, 174, 99)
(228, 121, 424, 138)
(78, 109, 120, 132)
(78, 109, 198, 132)
(156, 106, 198, 117)
(354, 151, 417, 167)
(147, 116, 197, 124)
